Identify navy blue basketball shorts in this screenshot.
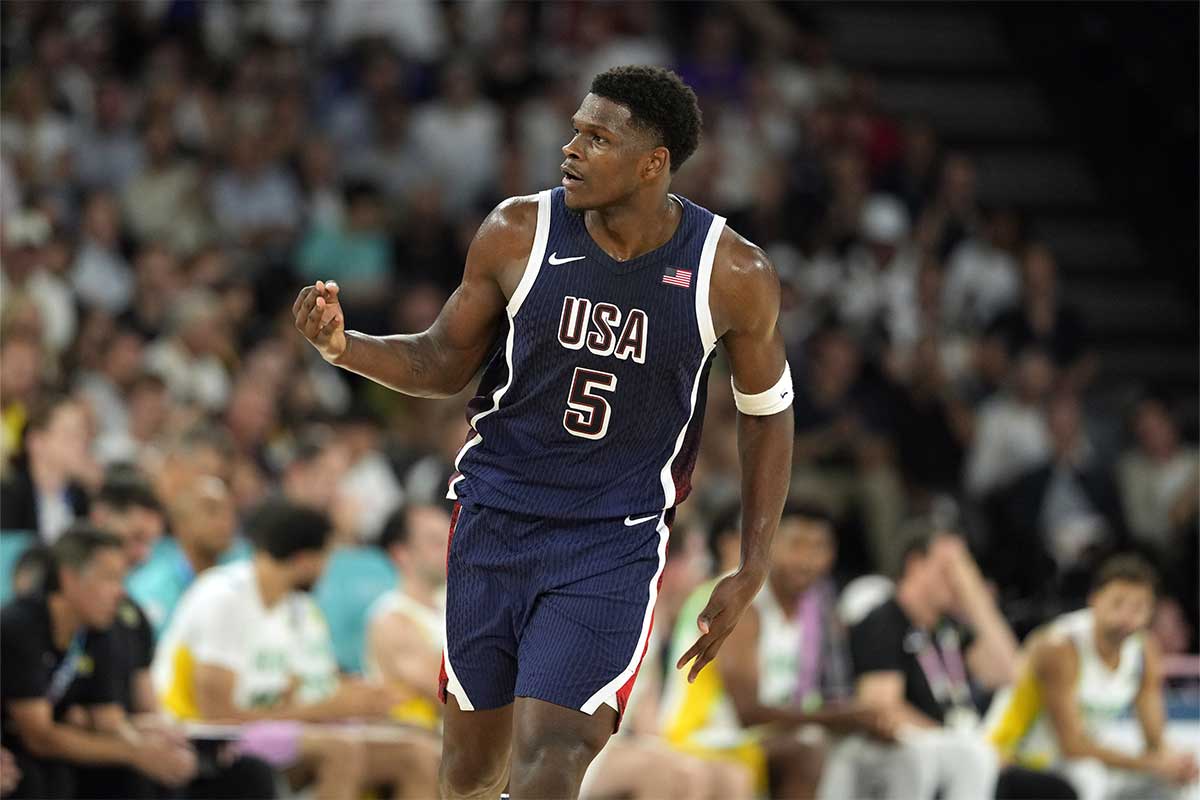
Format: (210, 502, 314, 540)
(438, 500, 668, 728)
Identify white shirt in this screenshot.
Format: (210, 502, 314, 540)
(153, 562, 339, 719)
(942, 238, 1020, 330)
(966, 395, 1050, 496)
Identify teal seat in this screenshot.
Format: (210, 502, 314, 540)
(314, 547, 398, 675)
(0, 530, 36, 605)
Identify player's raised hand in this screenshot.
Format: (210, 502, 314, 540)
(675, 569, 764, 683)
(293, 280, 346, 363)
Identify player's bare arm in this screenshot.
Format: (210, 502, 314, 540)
(1134, 635, 1200, 783)
(293, 195, 540, 397)
(676, 228, 793, 683)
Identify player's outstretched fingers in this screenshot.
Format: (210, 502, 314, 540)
(293, 286, 315, 321)
(687, 641, 723, 684)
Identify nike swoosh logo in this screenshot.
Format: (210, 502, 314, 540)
(624, 514, 660, 527)
(780, 391, 791, 400)
(548, 252, 586, 265)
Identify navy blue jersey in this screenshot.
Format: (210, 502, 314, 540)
(449, 187, 727, 520)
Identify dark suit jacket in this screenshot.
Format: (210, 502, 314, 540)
(0, 468, 89, 534)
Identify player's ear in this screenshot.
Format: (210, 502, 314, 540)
(642, 145, 670, 181)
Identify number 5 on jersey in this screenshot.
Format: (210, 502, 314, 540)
(563, 367, 618, 440)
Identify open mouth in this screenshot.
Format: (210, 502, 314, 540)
(561, 165, 583, 186)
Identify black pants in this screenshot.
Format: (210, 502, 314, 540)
(67, 755, 277, 800)
(10, 751, 75, 799)
(996, 765, 1078, 799)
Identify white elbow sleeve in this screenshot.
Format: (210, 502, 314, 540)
(731, 362, 793, 416)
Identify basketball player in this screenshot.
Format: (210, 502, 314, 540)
(295, 65, 794, 799)
(985, 554, 1199, 799)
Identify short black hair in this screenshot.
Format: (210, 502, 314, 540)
(45, 524, 124, 592)
(781, 500, 835, 530)
(12, 545, 53, 596)
(1092, 553, 1159, 595)
(378, 504, 412, 552)
(247, 500, 332, 561)
(94, 473, 162, 515)
(590, 65, 702, 173)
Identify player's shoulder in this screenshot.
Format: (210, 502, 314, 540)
(1029, 626, 1080, 680)
(709, 224, 780, 334)
(480, 193, 543, 240)
(469, 193, 544, 266)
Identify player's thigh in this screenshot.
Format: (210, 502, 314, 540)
(442, 692, 514, 776)
(514, 530, 663, 717)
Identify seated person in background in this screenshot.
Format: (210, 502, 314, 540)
(127, 474, 237, 636)
(365, 503, 450, 730)
(831, 532, 1019, 800)
(582, 524, 753, 800)
(986, 555, 1199, 800)
(1, 527, 196, 799)
(152, 500, 438, 800)
(88, 472, 277, 800)
(0, 395, 93, 543)
(663, 503, 891, 798)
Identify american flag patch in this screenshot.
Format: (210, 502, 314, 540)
(661, 268, 692, 288)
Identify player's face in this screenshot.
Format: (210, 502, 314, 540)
(1090, 580, 1155, 646)
(561, 94, 656, 210)
(410, 506, 451, 587)
(770, 517, 835, 597)
(66, 549, 127, 628)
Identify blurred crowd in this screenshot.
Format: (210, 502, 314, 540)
(0, 2, 1197, 799)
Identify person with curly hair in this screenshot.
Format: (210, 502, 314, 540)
(295, 64, 795, 799)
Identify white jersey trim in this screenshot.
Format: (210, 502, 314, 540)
(696, 214, 725, 352)
(508, 189, 552, 317)
(580, 512, 669, 715)
(448, 190, 551, 500)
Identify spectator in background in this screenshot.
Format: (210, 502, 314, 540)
(792, 324, 905, 575)
(211, 127, 301, 254)
(1118, 394, 1199, 552)
(151, 501, 438, 799)
(336, 409, 404, 544)
(0, 331, 43, 471)
(990, 243, 1093, 389)
(75, 326, 144, 445)
(830, 533, 1018, 800)
(71, 78, 142, 193)
(0, 70, 72, 191)
(941, 206, 1023, 334)
(295, 181, 393, 321)
(1, 527, 197, 799)
(878, 118, 940, 220)
(0, 395, 95, 543)
(410, 60, 502, 213)
(837, 194, 920, 356)
(127, 475, 238, 636)
(1, 210, 77, 355)
(280, 429, 354, 536)
(965, 346, 1054, 498)
(70, 191, 134, 314)
(344, 98, 422, 208)
(364, 504, 450, 730)
(89, 474, 164, 572)
(86, 473, 277, 800)
(296, 138, 344, 231)
(919, 153, 980, 262)
(94, 372, 170, 466)
(985, 555, 1199, 800)
(990, 392, 1123, 612)
(144, 289, 232, 412)
(120, 243, 183, 340)
(121, 113, 209, 256)
(891, 335, 974, 505)
(664, 504, 889, 798)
